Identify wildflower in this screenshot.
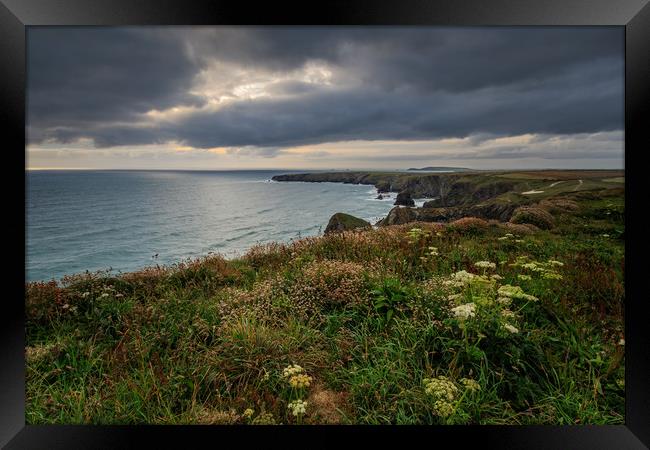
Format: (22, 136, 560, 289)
(451, 303, 476, 320)
(490, 274, 503, 280)
(447, 293, 463, 303)
(428, 247, 439, 256)
(497, 297, 512, 306)
(503, 323, 519, 334)
(423, 376, 458, 401)
(288, 374, 313, 389)
(423, 376, 459, 417)
(100, 293, 109, 298)
(497, 285, 538, 302)
(243, 408, 254, 419)
(602, 234, 610, 238)
(517, 274, 532, 281)
(282, 364, 305, 378)
(498, 236, 509, 241)
(450, 270, 477, 285)
(433, 399, 455, 417)
(515, 239, 524, 243)
(548, 260, 564, 267)
(262, 371, 270, 381)
(474, 261, 496, 270)
(287, 399, 308, 417)
(460, 378, 481, 393)
(542, 272, 563, 280)
(251, 412, 276, 425)
(501, 309, 515, 319)
(443, 279, 465, 288)
(618, 338, 625, 346)
(82, 291, 90, 298)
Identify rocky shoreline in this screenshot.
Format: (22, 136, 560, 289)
(272, 169, 625, 230)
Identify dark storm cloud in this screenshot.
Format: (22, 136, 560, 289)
(27, 27, 623, 151)
(27, 28, 204, 141)
(190, 27, 622, 93)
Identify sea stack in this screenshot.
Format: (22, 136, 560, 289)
(394, 191, 415, 206)
(324, 213, 372, 234)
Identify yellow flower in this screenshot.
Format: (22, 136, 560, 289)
(288, 374, 312, 389)
(460, 378, 481, 392)
(423, 376, 459, 417)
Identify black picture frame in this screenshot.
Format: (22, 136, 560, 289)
(2, 0, 649, 448)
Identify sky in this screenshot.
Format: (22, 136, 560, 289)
(26, 27, 624, 171)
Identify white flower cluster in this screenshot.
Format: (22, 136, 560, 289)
(502, 323, 519, 334)
(423, 376, 459, 417)
(510, 257, 564, 280)
(287, 399, 308, 417)
(451, 303, 476, 320)
(474, 261, 496, 270)
(497, 285, 538, 302)
(282, 364, 305, 378)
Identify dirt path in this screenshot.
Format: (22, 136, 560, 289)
(573, 179, 583, 191)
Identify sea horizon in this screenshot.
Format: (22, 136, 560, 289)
(26, 169, 437, 282)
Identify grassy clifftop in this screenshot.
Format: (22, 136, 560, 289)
(25, 187, 625, 425)
(272, 169, 624, 207)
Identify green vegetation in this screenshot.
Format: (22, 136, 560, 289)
(25, 183, 624, 425)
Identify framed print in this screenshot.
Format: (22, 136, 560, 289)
(2, 0, 649, 448)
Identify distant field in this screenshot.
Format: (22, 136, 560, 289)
(495, 170, 624, 180)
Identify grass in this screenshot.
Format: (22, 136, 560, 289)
(25, 189, 625, 425)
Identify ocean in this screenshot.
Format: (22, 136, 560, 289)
(25, 170, 435, 282)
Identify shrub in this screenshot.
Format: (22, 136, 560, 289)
(290, 259, 368, 310)
(25, 281, 63, 325)
(446, 217, 490, 235)
(510, 206, 555, 230)
(539, 198, 579, 214)
(499, 222, 540, 235)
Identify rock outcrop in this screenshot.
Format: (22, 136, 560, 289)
(377, 200, 521, 227)
(376, 207, 418, 226)
(394, 191, 415, 206)
(324, 213, 371, 234)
